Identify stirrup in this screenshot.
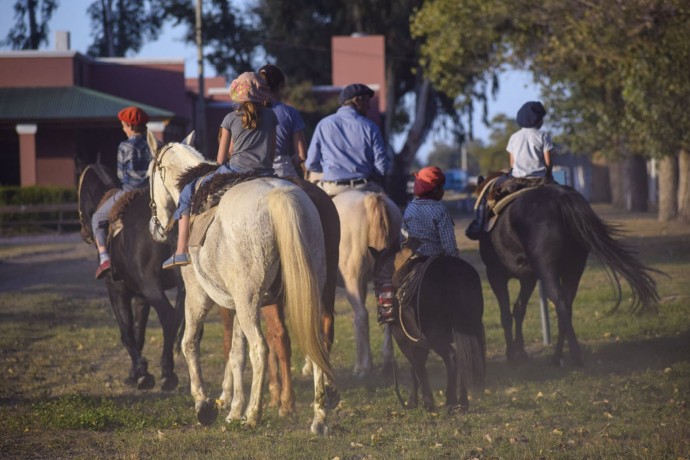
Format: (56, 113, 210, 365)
(162, 253, 191, 269)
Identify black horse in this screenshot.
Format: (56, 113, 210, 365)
(391, 242, 485, 412)
(78, 164, 184, 391)
(476, 179, 659, 366)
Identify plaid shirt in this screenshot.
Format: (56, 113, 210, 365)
(401, 198, 459, 257)
(117, 134, 152, 191)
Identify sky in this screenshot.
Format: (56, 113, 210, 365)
(0, 0, 541, 154)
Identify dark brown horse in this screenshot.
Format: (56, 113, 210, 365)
(390, 242, 485, 412)
(475, 176, 659, 366)
(78, 164, 184, 391)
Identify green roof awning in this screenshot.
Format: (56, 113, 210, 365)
(0, 86, 175, 123)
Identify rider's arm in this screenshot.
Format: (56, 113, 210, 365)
(217, 128, 232, 164)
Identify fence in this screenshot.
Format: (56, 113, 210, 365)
(0, 203, 80, 235)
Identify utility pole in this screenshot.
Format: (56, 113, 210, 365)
(195, 0, 207, 154)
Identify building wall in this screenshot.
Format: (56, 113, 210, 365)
(89, 60, 191, 122)
(0, 54, 77, 87)
(332, 35, 386, 114)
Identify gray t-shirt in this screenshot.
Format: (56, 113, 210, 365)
(506, 127, 553, 178)
(220, 106, 278, 173)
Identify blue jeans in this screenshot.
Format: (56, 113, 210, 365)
(91, 189, 126, 247)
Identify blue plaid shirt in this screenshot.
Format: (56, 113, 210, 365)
(117, 134, 152, 191)
(401, 198, 459, 257)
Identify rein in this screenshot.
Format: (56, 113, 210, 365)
(148, 143, 177, 235)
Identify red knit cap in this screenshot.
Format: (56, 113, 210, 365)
(118, 106, 150, 126)
(414, 166, 446, 197)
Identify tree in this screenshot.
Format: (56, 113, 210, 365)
(161, 0, 259, 76)
(413, 0, 690, 220)
(86, 0, 163, 57)
(3, 0, 58, 50)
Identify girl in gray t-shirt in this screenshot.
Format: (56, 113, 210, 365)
(163, 72, 277, 269)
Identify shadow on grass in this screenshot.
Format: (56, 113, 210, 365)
(486, 329, 690, 385)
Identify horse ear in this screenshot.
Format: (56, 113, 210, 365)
(182, 131, 196, 146)
(147, 131, 160, 155)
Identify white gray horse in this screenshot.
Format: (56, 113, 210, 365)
(331, 189, 402, 378)
(146, 132, 335, 434)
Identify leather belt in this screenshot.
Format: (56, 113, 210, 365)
(325, 178, 368, 186)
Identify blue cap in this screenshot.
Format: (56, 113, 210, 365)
(516, 101, 546, 128)
(339, 83, 374, 105)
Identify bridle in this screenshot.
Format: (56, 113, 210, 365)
(148, 143, 177, 236)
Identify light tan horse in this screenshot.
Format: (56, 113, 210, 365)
(331, 189, 402, 378)
(147, 132, 336, 434)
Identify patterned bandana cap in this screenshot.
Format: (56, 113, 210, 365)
(229, 72, 270, 104)
(414, 166, 446, 197)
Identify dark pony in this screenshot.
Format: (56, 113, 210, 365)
(475, 174, 660, 366)
(391, 241, 485, 412)
(78, 164, 184, 391)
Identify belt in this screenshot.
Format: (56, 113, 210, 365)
(325, 178, 368, 186)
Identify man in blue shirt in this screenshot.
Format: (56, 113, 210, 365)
(306, 83, 389, 196)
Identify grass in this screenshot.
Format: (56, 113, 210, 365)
(0, 205, 688, 459)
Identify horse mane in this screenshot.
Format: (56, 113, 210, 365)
(475, 171, 504, 194)
(176, 163, 221, 192)
(109, 188, 148, 224)
(77, 164, 119, 244)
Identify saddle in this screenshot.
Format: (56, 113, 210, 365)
(178, 164, 273, 248)
(95, 188, 147, 242)
(475, 175, 551, 232)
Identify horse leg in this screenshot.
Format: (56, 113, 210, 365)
(413, 350, 434, 411)
(130, 295, 156, 390)
(261, 303, 295, 417)
(342, 274, 373, 378)
(233, 300, 268, 428)
(539, 271, 582, 367)
(226, 314, 246, 422)
(219, 307, 234, 360)
(436, 343, 459, 411)
(138, 286, 180, 392)
(180, 279, 217, 426)
(486, 269, 516, 362)
(512, 277, 537, 362)
(559, 255, 588, 366)
(105, 282, 155, 389)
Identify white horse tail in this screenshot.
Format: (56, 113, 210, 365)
(267, 188, 334, 382)
(363, 193, 392, 251)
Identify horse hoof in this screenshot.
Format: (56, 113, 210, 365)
(572, 356, 585, 367)
(137, 374, 155, 390)
(551, 356, 565, 367)
(278, 405, 295, 418)
(197, 400, 219, 426)
(243, 416, 259, 429)
(310, 420, 329, 436)
(325, 384, 341, 410)
(160, 373, 179, 392)
(123, 376, 137, 387)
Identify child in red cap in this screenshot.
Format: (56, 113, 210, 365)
(92, 106, 152, 279)
(401, 166, 459, 257)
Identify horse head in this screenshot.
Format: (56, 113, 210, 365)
(146, 131, 208, 243)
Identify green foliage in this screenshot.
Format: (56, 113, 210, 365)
(86, 0, 163, 57)
(0, 186, 76, 205)
(469, 114, 517, 174)
(161, 0, 258, 76)
(2, 0, 58, 50)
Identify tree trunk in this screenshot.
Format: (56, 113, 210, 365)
(27, 0, 39, 49)
(624, 154, 648, 212)
(677, 148, 690, 223)
(590, 152, 611, 203)
(657, 154, 678, 222)
(609, 158, 625, 208)
(388, 78, 436, 205)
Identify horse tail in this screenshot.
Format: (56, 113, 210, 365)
(453, 327, 486, 395)
(558, 189, 661, 312)
(452, 262, 486, 395)
(364, 193, 393, 251)
(267, 188, 334, 382)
